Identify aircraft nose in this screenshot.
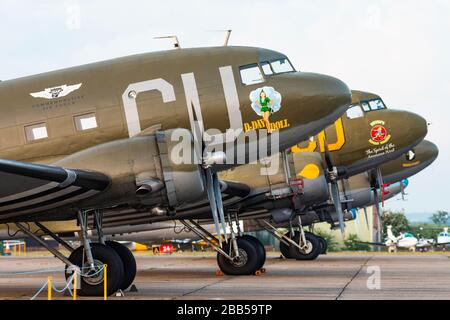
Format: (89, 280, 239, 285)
(401, 111, 428, 145)
(298, 73, 352, 123)
(420, 140, 439, 162)
(377, 109, 428, 149)
(271, 72, 351, 151)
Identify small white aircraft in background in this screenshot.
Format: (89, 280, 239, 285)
(417, 227, 450, 252)
(357, 225, 418, 252)
(437, 228, 450, 248)
(384, 226, 418, 252)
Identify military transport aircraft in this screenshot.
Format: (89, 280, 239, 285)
(44, 139, 437, 268)
(275, 139, 438, 260)
(0, 45, 353, 295)
(1, 89, 431, 284)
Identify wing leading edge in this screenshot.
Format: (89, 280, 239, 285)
(0, 159, 110, 221)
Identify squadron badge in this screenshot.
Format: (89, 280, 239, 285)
(30, 83, 82, 100)
(369, 120, 391, 145)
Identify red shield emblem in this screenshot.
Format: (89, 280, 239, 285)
(370, 125, 387, 142)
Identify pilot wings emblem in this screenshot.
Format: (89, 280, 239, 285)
(30, 83, 82, 99)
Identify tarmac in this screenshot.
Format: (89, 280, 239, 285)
(0, 252, 450, 300)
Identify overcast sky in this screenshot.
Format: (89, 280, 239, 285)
(0, 0, 448, 216)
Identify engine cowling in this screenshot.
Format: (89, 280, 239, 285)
(291, 152, 329, 206)
(54, 128, 206, 209)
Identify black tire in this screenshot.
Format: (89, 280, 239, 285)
(280, 234, 292, 259)
(241, 235, 266, 270)
(288, 232, 321, 261)
(65, 244, 124, 296)
(313, 235, 328, 255)
(217, 237, 259, 275)
(105, 241, 137, 291)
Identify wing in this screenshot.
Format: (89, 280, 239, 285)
(0, 159, 110, 222)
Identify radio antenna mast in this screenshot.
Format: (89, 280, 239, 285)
(223, 30, 232, 46)
(208, 29, 233, 46)
(154, 35, 181, 49)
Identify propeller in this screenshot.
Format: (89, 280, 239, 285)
(363, 207, 370, 231)
(322, 133, 346, 235)
(191, 105, 228, 246)
(369, 168, 384, 245)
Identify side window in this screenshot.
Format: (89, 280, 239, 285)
(25, 123, 48, 141)
(74, 113, 98, 131)
(346, 105, 364, 119)
(260, 61, 273, 76)
(239, 64, 264, 85)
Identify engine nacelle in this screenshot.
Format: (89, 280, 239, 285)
(54, 128, 205, 209)
(291, 152, 329, 206)
(153, 129, 205, 207)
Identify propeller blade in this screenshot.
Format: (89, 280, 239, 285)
(322, 131, 345, 235)
(330, 180, 345, 235)
(363, 207, 370, 231)
(320, 130, 334, 171)
(373, 188, 382, 218)
(376, 168, 385, 207)
(204, 168, 223, 247)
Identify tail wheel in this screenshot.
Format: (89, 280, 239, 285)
(105, 241, 137, 291)
(288, 232, 321, 261)
(217, 237, 259, 275)
(241, 235, 266, 270)
(280, 234, 293, 259)
(65, 244, 124, 296)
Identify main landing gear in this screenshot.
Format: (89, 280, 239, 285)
(259, 217, 323, 261)
(196, 166, 267, 276)
(15, 210, 137, 297)
(180, 215, 266, 276)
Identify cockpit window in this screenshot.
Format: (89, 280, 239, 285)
(270, 58, 295, 74)
(361, 102, 371, 112)
(358, 99, 386, 113)
(260, 61, 274, 76)
(239, 64, 264, 86)
(346, 105, 364, 119)
(368, 99, 386, 111)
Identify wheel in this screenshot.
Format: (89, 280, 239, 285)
(65, 244, 124, 296)
(409, 246, 416, 252)
(217, 237, 259, 275)
(241, 235, 266, 270)
(316, 235, 328, 255)
(105, 241, 137, 291)
(288, 231, 321, 261)
(280, 234, 292, 259)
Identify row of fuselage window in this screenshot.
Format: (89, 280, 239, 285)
(24, 113, 97, 142)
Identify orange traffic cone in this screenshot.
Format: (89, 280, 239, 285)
(4, 242, 11, 256)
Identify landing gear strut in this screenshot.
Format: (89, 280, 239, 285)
(15, 210, 136, 296)
(260, 216, 322, 261)
(64, 210, 125, 296)
(180, 216, 266, 276)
